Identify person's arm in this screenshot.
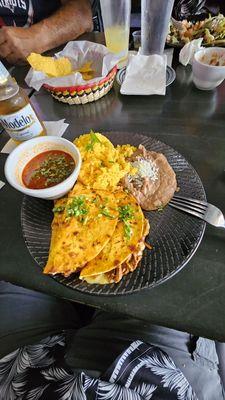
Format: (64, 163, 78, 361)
(0, 0, 93, 65)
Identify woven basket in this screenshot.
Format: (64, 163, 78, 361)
(43, 66, 117, 105)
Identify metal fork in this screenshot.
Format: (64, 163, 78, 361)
(169, 195, 225, 228)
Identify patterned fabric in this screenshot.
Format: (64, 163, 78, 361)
(0, 335, 198, 400)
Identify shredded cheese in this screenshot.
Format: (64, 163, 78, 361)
(132, 158, 159, 182)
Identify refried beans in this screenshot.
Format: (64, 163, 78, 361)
(122, 145, 177, 211)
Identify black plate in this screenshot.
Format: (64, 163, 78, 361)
(21, 132, 206, 296)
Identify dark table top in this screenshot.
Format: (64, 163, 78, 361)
(0, 34, 225, 341)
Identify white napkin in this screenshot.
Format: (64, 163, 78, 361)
(120, 53, 167, 96)
(179, 38, 203, 66)
(128, 48, 174, 67)
(1, 119, 69, 154)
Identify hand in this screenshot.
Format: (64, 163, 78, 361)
(0, 26, 42, 65)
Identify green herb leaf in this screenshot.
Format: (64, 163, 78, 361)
(52, 205, 65, 213)
(92, 195, 101, 205)
(118, 205, 134, 240)
(66, 196, 89, 222)
(118, 205, 134, 221)
(124, 221, 132, 240)
(85, 130, 102, 151)
(100, 206, 115, 219)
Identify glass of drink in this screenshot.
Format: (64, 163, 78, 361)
(100, 0, 131, 68)
(141, 0, 175, 55)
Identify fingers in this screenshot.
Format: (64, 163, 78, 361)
(5, 53, 25, 65)
(0, 27, 13, 60)
(0, 27, 32, 64)
(0, 28, 6, 46)
(0, 42, 11, 58)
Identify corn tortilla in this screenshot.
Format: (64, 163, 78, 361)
(80, 191, 144, 278)
(44, 185, 118, 276)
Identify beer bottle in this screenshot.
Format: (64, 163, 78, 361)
(0, 62, 46, 142)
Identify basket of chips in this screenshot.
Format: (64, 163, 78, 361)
(43, 65, 117, 105)
(25, 41, 118, 105)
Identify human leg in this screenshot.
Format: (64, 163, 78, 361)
(216, 341, 225, 389)
(65, 311, 224, 400)
(0, 281, 81, 359)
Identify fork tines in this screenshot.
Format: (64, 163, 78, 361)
(170, 195, 207, 217)
(173, 195, 207, 207)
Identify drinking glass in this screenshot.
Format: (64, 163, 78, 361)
(141, 0, 175, 55)
(100, 0, 131, 68)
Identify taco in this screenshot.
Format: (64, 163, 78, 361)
(44, 185, 118, 277)
(80, 191, 150, 284)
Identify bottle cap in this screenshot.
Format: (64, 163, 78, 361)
(0, 62, 9, 83)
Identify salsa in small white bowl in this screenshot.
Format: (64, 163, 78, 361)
(4, 136, 82, 200)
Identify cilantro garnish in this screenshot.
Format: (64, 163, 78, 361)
(100, 206, 115, 219)
(85, 130, 102, 151)
(66, 196, 88, 222)
(118, 205, 134, 240)
(92, 195, 101, 205)
(124, 222, 132, 240)
(53, 205, 65, 213)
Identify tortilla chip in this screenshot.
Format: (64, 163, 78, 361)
(27, 53, 72, 77)
(74, 62, 95, 80)
(44, 185, 118, 276)
(80, 191, 144, 279)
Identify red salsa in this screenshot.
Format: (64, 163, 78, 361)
(22, 150, 75, 189)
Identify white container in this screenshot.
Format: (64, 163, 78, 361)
(192, 47, 225, 90)
(4, 136, 81, 200)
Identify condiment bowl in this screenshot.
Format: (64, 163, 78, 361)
(192, 47, 225, 90)
(4, 136, 82, 200)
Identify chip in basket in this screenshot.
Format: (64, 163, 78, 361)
(25, 41, 119, 105)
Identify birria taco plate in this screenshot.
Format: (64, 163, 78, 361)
(21, 131, 206, 295)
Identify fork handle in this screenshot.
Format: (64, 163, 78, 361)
(218, 220, 225, 229)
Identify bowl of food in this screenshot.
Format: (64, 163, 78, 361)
(167, 14, 225, 47)
(26, 41, 118, 105)
(192, 47, 225, 90)
(4, 136, 81, 200)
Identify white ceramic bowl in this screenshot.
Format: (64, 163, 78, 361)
(4, 136, 82, 200)
(192, 47, 225, 90)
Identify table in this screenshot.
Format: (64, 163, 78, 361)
(0, 34, 225, 341)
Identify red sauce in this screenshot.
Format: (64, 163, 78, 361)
(22, 150, 75, 190)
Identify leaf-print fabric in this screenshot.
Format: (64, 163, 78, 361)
(0, 336, 197, 400)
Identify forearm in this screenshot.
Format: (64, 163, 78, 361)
(30, 0, 93, 54)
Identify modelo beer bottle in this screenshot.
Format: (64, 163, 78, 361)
(0, 62, 46, 142)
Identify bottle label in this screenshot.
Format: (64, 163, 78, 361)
(0, 103, 43, 141)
